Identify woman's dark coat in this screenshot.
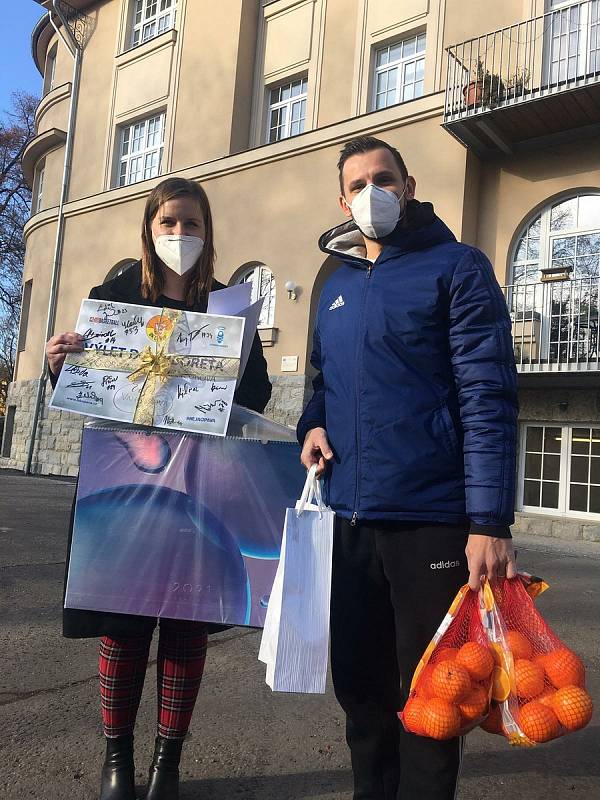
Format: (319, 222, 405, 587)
(59, 262, 272, 638)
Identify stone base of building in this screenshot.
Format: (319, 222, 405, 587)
(512, 511, 600, 543)
(0, 374, 313, 477)
(1, 378, 84, 477)
(518, 386, 600, 423)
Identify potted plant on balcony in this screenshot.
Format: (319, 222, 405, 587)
(463, 58, 506, 109)
(506, 68, 530, 101)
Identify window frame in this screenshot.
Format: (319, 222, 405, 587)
(129, 0, 177, 49)
(508, 193, 600, 363)
(544, 0, 600, 83)
(236, 264, 276, 329)
(17, 280, 33, 354)
(43, 44, 57, 96)
(266, 76, 308, 144)
(518, 422, 600, 519)
(32, 159, 45, 214)
(116, 111, 166, 187)
(371, 31, 426, 111)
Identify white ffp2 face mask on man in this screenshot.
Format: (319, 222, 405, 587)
(153, 235, 204, 276)
(348, 184, 406, 240)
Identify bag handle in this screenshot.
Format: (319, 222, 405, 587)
(295, 464, 325, 517)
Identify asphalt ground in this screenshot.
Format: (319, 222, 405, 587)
(0, 470, 598, 800)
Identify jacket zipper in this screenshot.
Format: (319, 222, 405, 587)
(351, 263, 373, 527)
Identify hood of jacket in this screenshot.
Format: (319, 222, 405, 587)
(318, 200, 457, 266)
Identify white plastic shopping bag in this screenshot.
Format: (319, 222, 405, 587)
(258, 465, 334, 693)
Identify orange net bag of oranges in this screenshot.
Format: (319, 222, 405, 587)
(399, 585, 495, 740)
(478, 575, 593, 746)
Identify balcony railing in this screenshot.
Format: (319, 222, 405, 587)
(502, 277, 599, 372)
(444, 0, 600, 155)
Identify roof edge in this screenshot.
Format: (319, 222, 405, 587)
(31, 11, 53, 76)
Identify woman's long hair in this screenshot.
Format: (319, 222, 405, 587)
(140, 177, 215, 305)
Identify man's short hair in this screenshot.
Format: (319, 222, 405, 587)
(337, 136, 408, 194)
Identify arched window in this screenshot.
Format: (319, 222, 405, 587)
(236, 263, 276, 328)
(511, 192, 600, 286)
(509, 192, 600, 363)
(104, 259, 137, 283)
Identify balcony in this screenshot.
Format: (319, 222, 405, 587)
(502, 277, 599, 385)
(444, 0, 600, 157)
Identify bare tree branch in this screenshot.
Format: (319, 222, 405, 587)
(0, 91, 37, 413)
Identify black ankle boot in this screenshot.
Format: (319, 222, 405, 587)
(99, 734, 137, 800)
(145, 736, 184, 800)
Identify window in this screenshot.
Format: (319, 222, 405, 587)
(17, 280, 33, 353)
(546, 0, 600, 84)
(130, 0, 177, 48)
(267, 77, 308, 143)
(519, 424, 600, 517)
(373, 33, 426, 110)
(117, 113, 165, 186)
(237, 265, 276, 328)
(104, 260, 137, 283)
(32, 159, 45, 214)
(43, 45, 57, 95)
(522, 424, 562, 510)
(1, 406, 16, 459)
(509, 193, 600, 364)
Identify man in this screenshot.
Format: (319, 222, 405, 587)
(297, 136, 518, 800)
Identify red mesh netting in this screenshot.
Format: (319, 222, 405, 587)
(399, 586, 494, 740)
(478, 577, 592, 746)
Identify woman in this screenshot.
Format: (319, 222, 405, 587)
(46, 178, 272, 800)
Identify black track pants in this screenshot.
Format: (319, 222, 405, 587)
(330, 517, 470, 800)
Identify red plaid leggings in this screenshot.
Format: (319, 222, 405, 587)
(99, 619, 208, 740)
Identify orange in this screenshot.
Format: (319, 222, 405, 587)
(421, 698, 462, 740)
(533, 653, 550, 671)
(435, 647, 459, 662)
(458, 686, 489, 723)
(456, 642, 495, 682)
(544, 649, 585, 689)
(416, 664, 437, 699)
(551, 686, 593, 731)
(519, 701, 561, 743)
(491, 666, 511, 702)
(505, 630, 533, 660)
(401, 696, 427, 735)
(431, 660, 472, 703)
(537, 688, 557, 709)
(480, 703, 504, 735)
(514, 659, 545, 700)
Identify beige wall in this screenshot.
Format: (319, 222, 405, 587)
(20, 96, 470, 382)
(69, 0, 121, 197)
(35, 81, 71, 137)
(442, 0, 526, 52)
(174, 0, 255, 167)
(15, 221, 58, 381)
(317, 0, 360, 127)
(476, 138, 600, 285)
(19, 0, 600, 388)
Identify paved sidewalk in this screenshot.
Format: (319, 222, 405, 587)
(0, 470, 598, 799)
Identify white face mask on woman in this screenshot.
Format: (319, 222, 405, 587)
(153, 235, 204, 276)
(348, 184, 407, 240)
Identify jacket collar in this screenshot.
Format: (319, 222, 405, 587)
(318, 200, 456, 268)
(99, 261, 224, 312)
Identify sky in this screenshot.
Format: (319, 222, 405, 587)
(0, 2, 47, 118)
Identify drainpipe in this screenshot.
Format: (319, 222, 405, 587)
(25, 1, 84, 474)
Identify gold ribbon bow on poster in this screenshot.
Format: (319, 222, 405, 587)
(66, 308, 240, 426)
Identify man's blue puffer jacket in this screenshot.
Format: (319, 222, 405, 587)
(297, 201, 519, 536)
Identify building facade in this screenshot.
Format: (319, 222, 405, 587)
(2, 0, 600, 540)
